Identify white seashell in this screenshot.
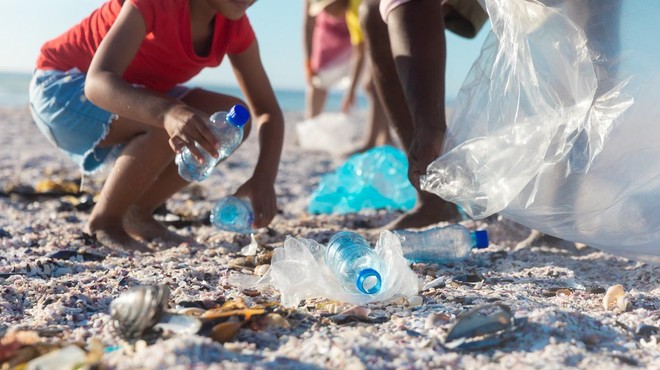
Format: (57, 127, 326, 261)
(254, 264, 270, 276)
(616, 295, 632, 312)
(602, 284, 625, 310)
(407, 295, 423, 307)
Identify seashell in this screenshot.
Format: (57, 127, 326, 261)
(153, 313, 202, 336)
(254, 264, 270, 276)
(444, 304, 518, 350)
(24, 345, 86, 370)
(110, 285, 170, 340)
(422, 276, 445, 291)
(407, 296, 424, 307)
(616, 295, 632, 312)
(602, 284, 625, 310)
(210, 321, 243, 343)
(425, 312, 451, 330)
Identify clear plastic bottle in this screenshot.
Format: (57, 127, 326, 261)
(176, 104, 250, 182)
(210, 196, 254, 234)
(324, 231, 383, 295)
(394, 225, 488, 263)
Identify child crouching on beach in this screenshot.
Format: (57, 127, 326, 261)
(29, 0, 284, 251)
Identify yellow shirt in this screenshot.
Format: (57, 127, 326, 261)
(345, 0, 363, 45)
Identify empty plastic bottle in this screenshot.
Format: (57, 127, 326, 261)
(394, 225, 489, 263)
(176, 104, 250, 182)
(324, 231, 383, 295)
(210, 196, 254, 234)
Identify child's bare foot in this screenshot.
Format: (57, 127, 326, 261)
(124, 206, 194, 248)
(383, 193, 460, 230)
(83, 224, 150, 252)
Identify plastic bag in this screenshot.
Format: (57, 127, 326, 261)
(260, 230, 419, 307)
(296, 112, 365, 156)
(308, 146, 417, 214)
(422, 0, 660, 262)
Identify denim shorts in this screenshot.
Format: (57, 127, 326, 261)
(29, 68, 190, 174)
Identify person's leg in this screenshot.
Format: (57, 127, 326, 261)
(354, 72, 394, 153)
(305, 85, 328, 119)
(86, 88, 249, 248)
(361, 0, 459, 229)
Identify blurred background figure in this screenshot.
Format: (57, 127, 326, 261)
(305, 0, 394, 153)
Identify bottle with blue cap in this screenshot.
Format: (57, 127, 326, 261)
(176, 104, 250, 182)
(210, 195, 253, 234)
(394, 224, 489, 263)
(325, 231, 383, 295)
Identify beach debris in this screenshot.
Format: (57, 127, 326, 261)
(407, 295, 424, 307)
(24, 344, 86, 370)
(153, 313, 202, 336)
(48, 249, 105, 262)
(422, 276, 446, 291)
(0, 259, 72, 279)
(602, 284, 631, 311)
(542, 287, 574, 297)
(425, 312, 452, 330)
(449, 273, 485, 287)
(635, 324, 659, 348)
(240, 234, 260, 256)
(0, 228, 11, 239)
(444, 304, 519, 350)
(110, 285, 170, 340)
(325, 306, 389, 325)
(1, 179, 84, 199)
(58, 194, 95, 212)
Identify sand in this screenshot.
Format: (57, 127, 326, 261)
(0, 107, 658, 369)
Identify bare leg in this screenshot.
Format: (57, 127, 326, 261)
(353, 73, 394, 153)
(305, 84, 328, 119)
(360, 0, 459, 229)
(85, 89, 249, 250)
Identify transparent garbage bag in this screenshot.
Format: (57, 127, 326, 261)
(296, 112, 365, 156)
(259, 230, 419, 308)
(421, 0, 660, 262)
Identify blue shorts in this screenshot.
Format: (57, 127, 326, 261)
(29, 68, 190, 174)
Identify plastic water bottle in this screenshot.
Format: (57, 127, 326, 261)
(324, 231, 383, 295)
(394, 225, 489, 263)
(176, 104, 250, 182)
(210, 196, 253, 233)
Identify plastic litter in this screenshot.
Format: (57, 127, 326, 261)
(210, 196, 254, 234)
(394, 225, 488, 263)
(308, 145, 417, 214)
(261, 230, 419, 307)
(296, 111, 365, 156)
(176, 104, 249, 182)
(421, 0, 660, 262)
(325, 231, 383, 294)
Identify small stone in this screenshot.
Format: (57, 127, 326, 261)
(603, 284, 625, 310)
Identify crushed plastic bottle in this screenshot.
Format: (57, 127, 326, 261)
(308, 145, 417, 214)
(325, 231, 383, 294)
(176, 104, 250, 182)
(210, 196, 254, 234)
(394, 225, 488, 263)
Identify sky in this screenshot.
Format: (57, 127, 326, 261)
(0, 0, 490, 96)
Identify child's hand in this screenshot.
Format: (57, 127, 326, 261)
(234, 176, 277, 229)
(163, 104, 221, 161)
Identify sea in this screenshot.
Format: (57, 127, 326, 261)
(0, 71, 364, 112)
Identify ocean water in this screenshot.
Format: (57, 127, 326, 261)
(0, 71, 364, 112)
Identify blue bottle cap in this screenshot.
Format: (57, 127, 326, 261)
(227, 104, 250, 127)
(356, 268, 382, 294)
(472, 230, 489, 249)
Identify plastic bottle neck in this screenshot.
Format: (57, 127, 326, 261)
(356, 268, 382, 294)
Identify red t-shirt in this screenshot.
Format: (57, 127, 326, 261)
(36, 0, 255, 92)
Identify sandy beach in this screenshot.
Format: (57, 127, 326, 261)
(0, 106, 659, 369)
